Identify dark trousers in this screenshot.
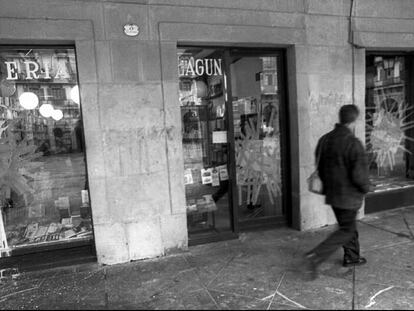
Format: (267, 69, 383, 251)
(311, 207, 360, 263)
(212, 180, 229, 202)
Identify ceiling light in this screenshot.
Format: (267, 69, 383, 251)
(19, 92, 39, 110)
(51, 109, 63, 121)
(39, 104, 54, 118)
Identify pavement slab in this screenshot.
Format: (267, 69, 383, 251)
(106, 264, 205, 308)
(183, 250, 242, 287)
(1, 207, 414, 310)
(207, 289, 269, 310)
(207, 259, 285, 299)
(0, 276, 45, 299)
(0, 270, 107, 310)
(361, 241, 414, 270)
(360, 210, 413, 240)
(267, 302, 305, 310)
(135, 288, 219, 310)
(357, 221, 411, 251)
(354, 254, 414, 288)
(275, 271, 354, 310)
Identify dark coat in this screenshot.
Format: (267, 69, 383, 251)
(315, 124, 370, 210)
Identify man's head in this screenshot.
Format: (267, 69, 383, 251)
(339, 104, 359, 126)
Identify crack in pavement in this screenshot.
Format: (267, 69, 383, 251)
(103, 267, 109, 310)
(352, 267, 356, 310)
(261, 272, 308, 310)
(0, 272, 51, 303)
(363, 240, 413, 252)
(182, 255, 222, 310)
(364, 286, 394, 309)
(264, 271, 285, 310)
(206, 253, 239, 288)
(401, 210, 414, 239)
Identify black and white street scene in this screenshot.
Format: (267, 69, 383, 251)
(0, 0, 414, 309)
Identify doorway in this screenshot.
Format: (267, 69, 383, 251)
(177, 47, 290, 244)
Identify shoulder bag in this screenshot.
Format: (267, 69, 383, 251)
(307, 136, 327, 195)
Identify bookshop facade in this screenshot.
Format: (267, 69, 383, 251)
(2, 0, 414, 266)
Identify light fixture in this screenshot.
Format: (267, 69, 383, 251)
(51, 109, 63, 121)
(39, 104, 54, 118)
(70, 85, 80, 104)
(19, 92, 39, 110)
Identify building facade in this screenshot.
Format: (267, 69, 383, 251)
(0, 0, 414, 266)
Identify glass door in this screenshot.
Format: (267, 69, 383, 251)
(365, 53, 414, 213)
(178, 47, 289, 243)
(228, 51, 287, 228)
(178, 47, 235, 243)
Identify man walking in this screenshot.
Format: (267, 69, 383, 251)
(305, 104, 370, 280)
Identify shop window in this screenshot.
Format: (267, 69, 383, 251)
(0, 47, 91, 253)
(366, 55, 414, 192)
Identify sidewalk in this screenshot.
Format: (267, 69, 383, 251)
(1, 206, 413, 310)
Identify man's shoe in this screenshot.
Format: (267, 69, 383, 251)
(343, 257, 367, 267)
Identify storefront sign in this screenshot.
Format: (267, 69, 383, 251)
(179, 57, 223, 77)
(4, 59, 70, 81)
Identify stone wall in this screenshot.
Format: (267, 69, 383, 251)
(2, 0, 414, 264)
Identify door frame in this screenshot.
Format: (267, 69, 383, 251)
(225, 48, 291, 231)
(179, 45, 292, 243)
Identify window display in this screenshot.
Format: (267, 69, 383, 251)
(366, 55, 414, 192)
(0, 47, 92, 254)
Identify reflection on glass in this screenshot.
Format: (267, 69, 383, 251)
(230, 56, 283, 220)
(366, 55, 414, 193)
(178, 48, 232, 236)
(0, 48, 92, 251)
